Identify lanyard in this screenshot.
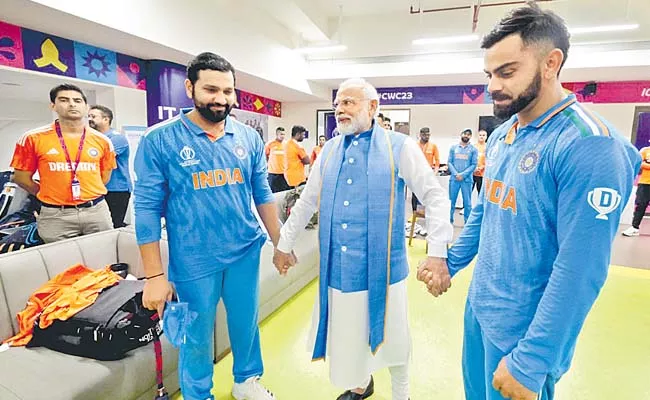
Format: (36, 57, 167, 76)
(54, 121, 86, 178)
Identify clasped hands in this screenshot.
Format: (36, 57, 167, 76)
(273, 248, 298, 276)
(416, 256, 452, 297)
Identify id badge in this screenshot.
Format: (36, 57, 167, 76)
(71, 177, 81, 200)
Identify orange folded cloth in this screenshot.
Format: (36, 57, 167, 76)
(4, 263, 120, 346)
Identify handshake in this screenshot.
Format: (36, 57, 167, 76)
(272, 248, 298, 276)
(416, 257, 452, 297)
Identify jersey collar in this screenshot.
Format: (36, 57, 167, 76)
(180, 108, 236, 137)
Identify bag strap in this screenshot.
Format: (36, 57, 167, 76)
(151, 313, 168, 399)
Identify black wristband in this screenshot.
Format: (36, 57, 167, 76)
(146, 272, 165, 280)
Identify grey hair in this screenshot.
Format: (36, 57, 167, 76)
(338, 78, 381, 116)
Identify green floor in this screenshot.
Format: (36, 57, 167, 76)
(175, 240, 650, 399)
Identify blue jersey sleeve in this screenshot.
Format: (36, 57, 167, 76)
(460, 147, 478, 177)
(251, 133, 274, 206)
(446, 189, 484, 277)
(506, 135, 638, 392)
(134, 132, 168, 245)
(112, 134, 130, 156)
(448, 147, 458, 175)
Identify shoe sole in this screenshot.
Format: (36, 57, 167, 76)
(622, 232, 639, 237)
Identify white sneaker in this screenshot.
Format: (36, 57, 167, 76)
(232, 377, 276, 400)
(622, 227, 639, 237)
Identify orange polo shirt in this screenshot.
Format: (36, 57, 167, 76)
(474, 142, 487, 177)
(418, 141, 440, 169)
(284, 139, 308, 187)
(265, 140, 285, 174)
(311, 145, 323, 165)
(10, 122, 116, 206)
(639, 147, 650, 185)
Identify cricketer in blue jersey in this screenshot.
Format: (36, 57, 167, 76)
(448, 129, 478, 224)
(88, 105, 133, 228)
(418, 5, 642, 400)
(135, 53, 280, 400)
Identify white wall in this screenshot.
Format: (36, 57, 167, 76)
(101, 87, 148, 132)
(0, 99, 52, 170)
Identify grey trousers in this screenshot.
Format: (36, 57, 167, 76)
(37, 199, 113, 243)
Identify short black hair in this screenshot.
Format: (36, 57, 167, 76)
(319, 135, 326, 140)
(462, 129, 473, 135)
(384, 117, 391, 123)
(50, 84, 87, 104)
(377, 112, 385, 119)
(420, 127, 430, 133)
(481, 2, 570, 72)
(276, 127, 285, 132)
(291, 125, 307, 137)
(187, 52, 236, 85)
(90, 105, 114, 125)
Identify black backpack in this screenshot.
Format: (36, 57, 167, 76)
(27, 279, 161, 361)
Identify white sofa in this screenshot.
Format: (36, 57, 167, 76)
(0, 190, 319, 399)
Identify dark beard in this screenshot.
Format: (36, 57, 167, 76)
(88, 120, 97, 129)
(461, 137, 470, 143)
(491, 71, 542, 120)
(192, 89, 233, 123)
(195, 102, 232, 123)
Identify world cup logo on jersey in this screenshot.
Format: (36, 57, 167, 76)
(587, 188, 621, 220)
(180, 146, 195, 161)
(179, 146, 200, 167)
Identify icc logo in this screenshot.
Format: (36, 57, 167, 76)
(180, 146, 196, 161)
(587, 188, 621, 220)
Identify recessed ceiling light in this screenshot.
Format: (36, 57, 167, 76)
(294, 45, 347, 54)
(569, 24, 639, 35)
(413, 35, 479, 46)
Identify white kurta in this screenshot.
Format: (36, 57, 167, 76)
(278, 135, 453, 389)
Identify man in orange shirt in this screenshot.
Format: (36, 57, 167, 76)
(265, 127, 290, 192)
(311, 135, 326, 165)
(623, 146, 650, 236)
(473, 129, 488, 193)
(11, 84, 116, 243)
(284, 125, 310, 188)
(412, 127, 441, 213)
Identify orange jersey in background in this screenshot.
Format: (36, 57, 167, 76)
(418, 141, 440, 169)
(311, 146, 323, 165)
(11, 122, 116, 205)
(265, 140, 285, 174)
(4, 264, 120, 347)
(284, 139, 308, 187)
(474, 142, 487, 177)
(639, 147, 650, 184)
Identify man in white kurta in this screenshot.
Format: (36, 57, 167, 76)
(274, 78, 453, 400)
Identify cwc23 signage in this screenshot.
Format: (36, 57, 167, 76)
(334, 81, 650, 106)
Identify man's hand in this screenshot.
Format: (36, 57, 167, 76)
(492, 358, 537, 400)
(273, 248, 297, 276)
(455, 174, 463, 181)
(143, 275, 174, 317)
(416, 257, 451, 297)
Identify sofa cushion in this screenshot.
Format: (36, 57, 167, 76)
(0, 279, 14, 341)
(117, 230, 170, 278)
(75, 230, 120, 270)
(38, 240, 85, 278)
(0, 337, 178, 400)
(0, 250, 49, 335)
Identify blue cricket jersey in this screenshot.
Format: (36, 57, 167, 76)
(134, 111, 274, 282)
(448, 143, 478, 182)
(105, 130, 133, 192)
(447, 94, 641, 392)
